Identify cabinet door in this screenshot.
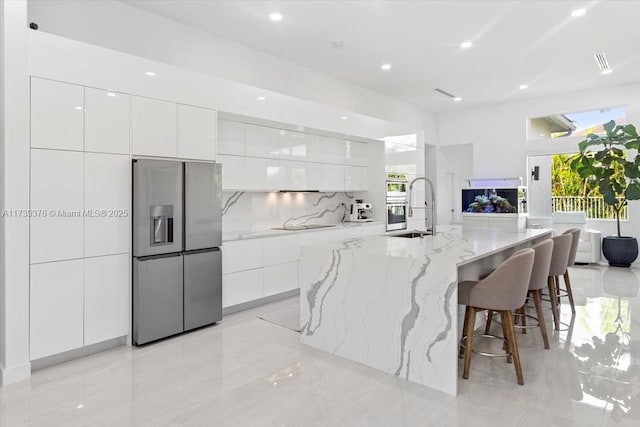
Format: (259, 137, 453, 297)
(30, 259, 84, 360)
(345, 166, 368, 191)
(345, 141, 368, 166)
(320, 164, 345, 192)
(84, 254, 130, 346)
(263, 235, 298, 266)
(84, 153, 130, 258)
(31, 149, 84, 264)
(245, 124, 281, 159)
(222, 269, 263, 308)
(131, 96, 177, 157)
(218, 155, 246, 190)
(31, 78, 84, 151)
(319, 135, 345, 165)
(85, 88, 130, 154)
(263, 262, 298, 296)
(222, 239, 263, 274)
(245, 157, 283, 191)
(218, 120, 245, 156)
(178, 104, 216, 161)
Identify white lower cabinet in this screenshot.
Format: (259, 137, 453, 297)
(222, 239, 263, 274)
(263, 235, 298, 265)
(263, 262, 298, 297)
(222, 269, 263, 308)
(30, 260, 84, 360)
(84, 254, 130, 346)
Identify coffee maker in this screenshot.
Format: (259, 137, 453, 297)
(347, 199, 373, 222)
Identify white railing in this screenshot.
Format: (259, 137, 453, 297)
(551, 196, 628, 220)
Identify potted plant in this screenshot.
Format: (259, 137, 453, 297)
(570, 120, 640, 267)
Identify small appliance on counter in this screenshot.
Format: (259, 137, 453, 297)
(346, 199, 373, 222)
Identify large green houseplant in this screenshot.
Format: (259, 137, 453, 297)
(570, 120, 640, 266)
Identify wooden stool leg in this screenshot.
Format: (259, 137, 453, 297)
(484, 310, 494, 334)
(462, 307, 476, 380)
(504, 310, 524, 385)
(532, 289, 550, 349)
(548, 276, 560, 331)
(500, 311, 512, 364)
(459, 306, 470, 358)
(520, 305, 527, 334)
(563, 270, 576, 314)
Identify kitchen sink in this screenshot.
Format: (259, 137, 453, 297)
(389, 229, 433, 238)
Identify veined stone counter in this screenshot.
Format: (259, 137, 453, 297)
(299, 225, 552, 396)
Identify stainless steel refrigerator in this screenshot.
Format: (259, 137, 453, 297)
(132, 159, 222, 345)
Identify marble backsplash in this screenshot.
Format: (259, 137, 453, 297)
(222, 191, 369, 233)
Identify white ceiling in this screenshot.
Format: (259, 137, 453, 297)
(124, 0, 640, 112)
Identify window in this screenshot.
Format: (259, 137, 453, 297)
(528, 106, 626, 140)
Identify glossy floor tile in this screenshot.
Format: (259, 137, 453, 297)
(1, 265, 639, 426)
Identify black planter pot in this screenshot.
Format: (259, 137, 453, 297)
(602, 236, 639, 267)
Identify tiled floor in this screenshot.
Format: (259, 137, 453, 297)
(1, 264, 639, 426)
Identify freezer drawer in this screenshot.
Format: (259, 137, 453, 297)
(184, 162, 222, 250)
(184, 248, 222, 331)
(133, 254, 184, 344)
(133, 159, 183, 257)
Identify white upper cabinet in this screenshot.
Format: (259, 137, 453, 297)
(319, 135, 346, 165)
(245, 157, 284, 191)
(85, 88, 130, 154)
(30, 149, 84, 264)
(320, 164, 345, 192)
(245, 124, 282, 159)
(31, 78, 84, 151)
(131, 96, 177, 158)
(218, 120, 245, 156)
(84, 153, 130, 258)
(345, 141, 368, 166)
(178, 104, 216, 161)
(30, 259, 84, 360)
(218, 154, 246, 190)
(345, 165, 368, 191)
(84, 254, 130, 346)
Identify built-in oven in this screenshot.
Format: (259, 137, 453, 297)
(386, 173, 408, 199)
(386, 201, 408, 231)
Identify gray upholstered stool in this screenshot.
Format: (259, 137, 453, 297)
(547, 234, 573, 330)
(558, 228, 580, 314)
(485, 239, 554, 349)
(458, 248, 535, 385)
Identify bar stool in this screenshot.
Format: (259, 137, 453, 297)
(558, 228, 580, 314)
(547, 234, 573, 330)
(485, 239, 554, 349)
(458, 248, 535, 385)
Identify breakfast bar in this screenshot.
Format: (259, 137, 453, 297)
(299, 225, 552, 396)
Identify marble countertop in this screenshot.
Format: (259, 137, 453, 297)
(305, 225, 552, 266)
(222, 220, 385, 242)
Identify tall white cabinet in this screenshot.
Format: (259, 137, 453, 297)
(28, 77, 220, 361)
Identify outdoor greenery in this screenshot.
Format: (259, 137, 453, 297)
(568, 120, 640, 236)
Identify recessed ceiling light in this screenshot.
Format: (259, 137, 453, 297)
(76, 404, 84, 409)
(380, 64, 391, 71)
(145, 71, 156, 76)
(519, 84, 529, 90)
(601, 69, 613, 75)
(74, 106, 83, 110)
(571, 9, 586, 17)
(460, 41, 473, 49)
(107, 92, 116, 97)
(453, 97, 462, 102)
(269, 12, 283, 21)
(257, 96, 266, 101)
(341, 116, 348, 120)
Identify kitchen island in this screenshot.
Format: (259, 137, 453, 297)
(299, 225, 552, 396)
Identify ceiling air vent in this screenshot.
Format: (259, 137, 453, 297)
(434, 88, 457, 99)
(594, 53, 610, 71)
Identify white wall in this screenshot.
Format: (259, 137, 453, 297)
(436, 81, 640, 254)
(0, 0, 31, 385)
(27, 0, 433, 134)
